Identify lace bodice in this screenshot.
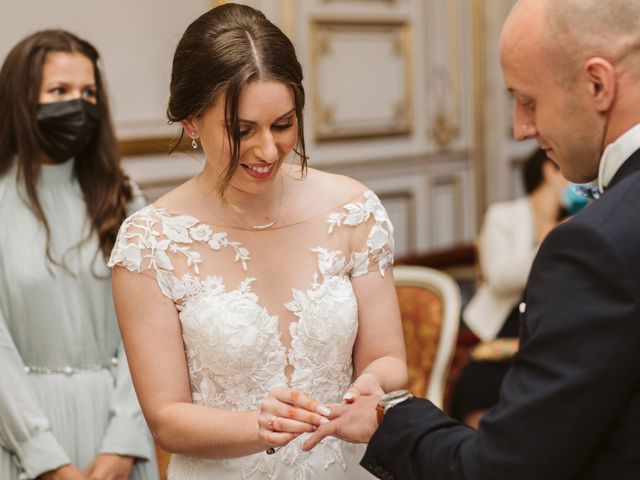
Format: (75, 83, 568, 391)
(109, 189, 393, 479)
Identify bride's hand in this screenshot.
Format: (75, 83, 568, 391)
(258, 387, 331, 449)
(343, 372, 384, 403)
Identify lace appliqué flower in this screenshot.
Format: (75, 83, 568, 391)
(327, 190, 394, 277)
(108, 206, 251, 303)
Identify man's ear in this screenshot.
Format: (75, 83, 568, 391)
(583, 57, 616, 113)
(181, 119, 198, 138)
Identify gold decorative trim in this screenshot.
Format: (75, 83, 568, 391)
(310, 19, 413, 142)
(471, 0, 486, 226)
(446, 0, 462, 134)
(118, 135, 194, 157)
(430, 0, 462, 150)
(280, 0, 295, 40)
(432, 110, 461, 150)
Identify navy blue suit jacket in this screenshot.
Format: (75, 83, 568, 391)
(362, 149, 640, 479)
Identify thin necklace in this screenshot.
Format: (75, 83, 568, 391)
(197, 174, 284, 231)
(248, 179, 283, 230)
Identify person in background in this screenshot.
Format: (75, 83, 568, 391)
(108, 4, 406, 480)
(0, 30, 158, 480)
(452, 148, 588, 427)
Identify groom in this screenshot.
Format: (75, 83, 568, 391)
(302, 0, 640, 478)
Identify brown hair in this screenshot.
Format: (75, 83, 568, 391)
(0, 29, 133, 263)
(167, 3, 307, 196)
(523, 148, 555, 194)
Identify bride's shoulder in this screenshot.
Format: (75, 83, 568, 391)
(150, 178, 197, 213)
(120, 179, 201, 234)
(296, 167, 371, 208)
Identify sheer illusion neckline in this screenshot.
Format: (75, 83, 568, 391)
(150, 190, 370, 232)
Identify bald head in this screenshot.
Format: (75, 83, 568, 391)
(500, 0, 548, 64)
(505, 0, 640, 81)
(547, 0, 640, 54)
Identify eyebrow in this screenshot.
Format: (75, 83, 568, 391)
(238, 108, 295, 125)
(44, 80, 97, 88)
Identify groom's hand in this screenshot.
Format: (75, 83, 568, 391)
(301, 394, 380, 451)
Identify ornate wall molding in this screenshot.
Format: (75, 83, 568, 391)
(309, 19, 413, 141)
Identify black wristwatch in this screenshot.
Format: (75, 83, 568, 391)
(376, 389, 414, 424)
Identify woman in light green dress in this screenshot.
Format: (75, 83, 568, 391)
(0, 30, 158, 480)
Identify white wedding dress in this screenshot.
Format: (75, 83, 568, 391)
(109, 188, 393, 480)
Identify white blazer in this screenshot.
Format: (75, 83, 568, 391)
(463, 197, 538, 341)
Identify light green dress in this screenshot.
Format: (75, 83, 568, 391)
(0, 159, 158, 480)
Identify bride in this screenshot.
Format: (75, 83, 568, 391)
(109, 3, 407, 479)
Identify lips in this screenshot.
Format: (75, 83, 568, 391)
(241, 163, 274, 179)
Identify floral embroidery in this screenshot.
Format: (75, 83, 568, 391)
(109, 191, 393, 480)
(328, 190, 394, 277)
(109, 206, 250, 278)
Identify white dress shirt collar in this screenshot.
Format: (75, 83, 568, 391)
(598, 122, 640, 193)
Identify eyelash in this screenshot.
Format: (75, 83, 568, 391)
(49, 87, 96, 98)
(519, 98, 534, 109)
(239, 122, 294, 137)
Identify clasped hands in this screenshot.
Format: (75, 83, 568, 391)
(41, 454, 134, 480)
(258, 373, 383, 453)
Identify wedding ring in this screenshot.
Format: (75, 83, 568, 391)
(266, 446, 280, 455)
(268, 415, 277, 430)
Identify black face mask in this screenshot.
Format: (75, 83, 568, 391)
(36, 98, 101, 163)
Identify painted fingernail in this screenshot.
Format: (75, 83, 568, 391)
(343, 392, 356, 401)
(316, 405, 331, 416)
(320, 417, 330, 425)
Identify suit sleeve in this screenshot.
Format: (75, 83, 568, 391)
(362, 219, 640, 480)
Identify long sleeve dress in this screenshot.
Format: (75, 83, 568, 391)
(0, 159, 158, 480)
(108, 179, 394, 480)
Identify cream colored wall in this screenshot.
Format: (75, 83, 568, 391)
(1, 0, 489, 257)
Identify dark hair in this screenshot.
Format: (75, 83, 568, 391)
(167, 3, 307, 196)
(0, 29, 133, 262)
(522, 148, 556, 194)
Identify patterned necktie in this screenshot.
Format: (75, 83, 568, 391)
(573, 184, 601, 200)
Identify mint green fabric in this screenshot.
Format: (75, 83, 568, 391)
(0, 159, 157, 480)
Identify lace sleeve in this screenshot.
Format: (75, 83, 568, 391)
(328, 190, 395, 278)
(108, 206, 251, 306)
(109, 206, 161, 274)
(107, 206, 199, 303)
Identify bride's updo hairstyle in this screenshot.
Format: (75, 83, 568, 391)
(167, 3, 307, 196)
